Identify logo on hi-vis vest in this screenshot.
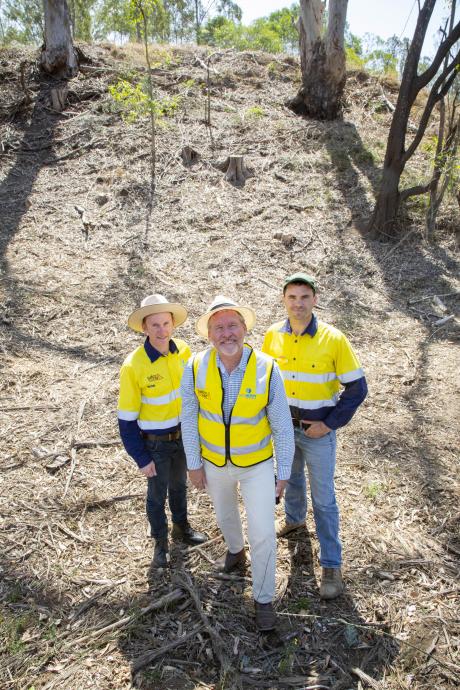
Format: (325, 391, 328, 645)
(147, 373, 163, 382)
(197, 389, 211, 399)
(240, 387, 256, 400)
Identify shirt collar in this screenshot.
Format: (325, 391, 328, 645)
(280, 313, 318, 337)
(144, 337, 178, 363)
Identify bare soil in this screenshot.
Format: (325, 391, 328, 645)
(0, 43, 459, 690)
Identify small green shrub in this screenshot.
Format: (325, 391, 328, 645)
(108, 78, 180, 122)
(244, 105, 266, 119)
(364, 480, 384, 500)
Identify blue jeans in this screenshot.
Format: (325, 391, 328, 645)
(285, 428, 341, 568)
(145, 438, 187, 540)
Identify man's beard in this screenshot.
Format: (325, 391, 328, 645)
(215, 340, 241, 357)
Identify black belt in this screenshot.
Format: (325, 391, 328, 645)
(143, 431, 181, 442)
(292, 419, 301, 428)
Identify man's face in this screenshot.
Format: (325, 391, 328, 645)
(142, 311, 174, 352)
(208, 310, 246, 358)
(283, 283, 317, 323)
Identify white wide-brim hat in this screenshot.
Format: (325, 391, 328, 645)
(128, 294, 188, 333)
(196, 295, 256, 338)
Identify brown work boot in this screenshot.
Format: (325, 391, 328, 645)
(276, 520, 305, 538)
(214, 548, 246, 573)
(254, 601, 277, 631)
(320, 567, 344, 599)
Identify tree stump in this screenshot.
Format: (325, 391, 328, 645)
(50, 85, 68, 112)
(181, 145, 200, 166)
(222, 155, 251, 186)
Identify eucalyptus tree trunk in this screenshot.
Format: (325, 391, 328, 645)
(370, 0, 460, 238)
(41, 0, 78, 78)
(288, 0, 348, 120)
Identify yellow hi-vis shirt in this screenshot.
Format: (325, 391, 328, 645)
(262, 318, 364, 416)
(118, 338, 191, 432)
(193, 345, 274, 467)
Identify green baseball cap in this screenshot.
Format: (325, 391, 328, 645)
(283, 272, 317, 293)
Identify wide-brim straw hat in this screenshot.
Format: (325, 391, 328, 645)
(128, 294, 188, 333)
(196, 295, 256, 338)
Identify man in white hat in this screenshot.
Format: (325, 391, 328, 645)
(180, 296, 294, 631)
(118, 294, 208, 568)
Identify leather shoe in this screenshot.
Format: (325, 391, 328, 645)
(320, 567, 344, 599)
(171, 521, 208, 545)
(276, 520, 305, 538)
(254, 601, 276, 631)
(152, 538, 169, 568)
(214, 548, 246, 573)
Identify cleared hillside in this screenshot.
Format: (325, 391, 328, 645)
(0, 43, 459, 690)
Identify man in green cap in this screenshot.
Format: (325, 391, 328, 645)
(262, 273, 367, 599)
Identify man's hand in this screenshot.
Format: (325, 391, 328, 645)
(139, 461, 156, 478)
(303, 420, 331, 438)
(188, 467, 206, 490)
(276, 478, 288, 501)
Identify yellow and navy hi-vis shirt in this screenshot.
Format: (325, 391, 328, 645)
(118, 338, 191, 467)
(262, 314, 367, 430)
(192, 345, 274, 467)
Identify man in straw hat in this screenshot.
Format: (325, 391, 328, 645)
(262, 273, 367, 599)
(180, 296, 294, 631)
(118, 294, 208, 569)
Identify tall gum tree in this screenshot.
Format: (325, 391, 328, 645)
(41, 0, 78, 78)
(370, 0, 460, 238)
(288, 0, 348, 120)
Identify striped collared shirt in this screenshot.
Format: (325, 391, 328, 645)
(180, 345, 294, 480)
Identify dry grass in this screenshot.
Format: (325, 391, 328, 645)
(0, 43, 459, 690)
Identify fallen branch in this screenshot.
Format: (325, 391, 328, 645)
(173, 571, 236, 682)
(68, 588, 184, 645)
(351, 666, 382, 689)
(132, 624, 202, 674)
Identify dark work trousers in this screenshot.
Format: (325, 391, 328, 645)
(145, 438, 187, 540)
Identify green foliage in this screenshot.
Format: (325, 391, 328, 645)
(0, 612, 32, 654)
(68, 0, 96, 41)
(345, 46, 366, 71)
(364, 480, 384, 500)
(1, 0, 95, 44)
(108, 77, 180, 121)
(201, 2, 297, 53)
(278, 640, 298, 675)
(264, 4, 299, 52)
(244, 105, 265, 119)
(1, 0, 43, 44)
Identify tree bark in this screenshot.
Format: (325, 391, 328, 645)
(41, 0, 78, 78)
(221, 155, 251, 185)
(288, 0, 348, 120)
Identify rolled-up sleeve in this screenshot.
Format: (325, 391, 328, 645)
(266, 362, 295, 480)
(180, 360, 203, 470)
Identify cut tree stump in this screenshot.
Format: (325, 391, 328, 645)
(50, 85, 68, 112)
(181, 145, 200, 166)
(221, 155, 251, 185)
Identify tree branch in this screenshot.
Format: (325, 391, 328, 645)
(400, 181, 433, 202)
(416, 19, 460, 90)
(403, 52, 460, 164)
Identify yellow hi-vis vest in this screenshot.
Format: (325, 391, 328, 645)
(193, 345, 274, 467)
(118, 339, 191, 432)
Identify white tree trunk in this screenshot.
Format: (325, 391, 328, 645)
(325, 0, 347, 81)
(298, 0, 323, 75)
(291, 0, 348, 120)
(41, 0, 78, 78)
